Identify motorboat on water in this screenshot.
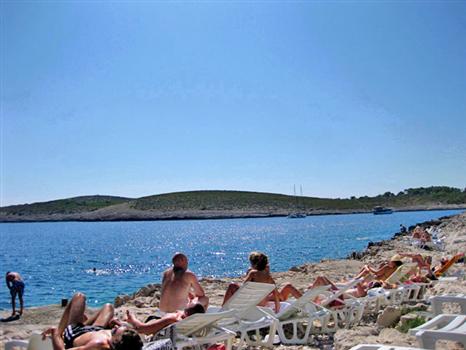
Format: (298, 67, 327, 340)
(373, 206, 393, 215)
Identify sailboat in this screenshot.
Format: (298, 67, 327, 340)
(287, 185, 306, 218)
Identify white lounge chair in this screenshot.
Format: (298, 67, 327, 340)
(371, 264, 429, 306)
(349, 344, 429, 350)
(430, 294, 466, 316)
(321, 278, 365, 331)
(164, 310, 237, 350)
(5, 333, 53, 350)
(385, 263, 418, 285)
(409, 314, 466, 349)
(261, 286, 331, 344)
(212, 282, 279, 348)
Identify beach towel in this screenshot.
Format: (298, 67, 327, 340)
(143, 339, 173, 350)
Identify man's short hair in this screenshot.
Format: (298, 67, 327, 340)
(172, 253, 187, 265)
(113, 329, 143, 350)
(184, 303, 206, 317)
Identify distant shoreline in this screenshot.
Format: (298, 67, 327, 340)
(1, 205, 465, 223)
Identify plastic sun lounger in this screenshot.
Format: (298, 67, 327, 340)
(162, 310, 237, 350)
(434, 253, 464, 277)
(5, 332, 53, 350)
(384, 263, 418, 285)
(349, 344, 429, 350)
(259, 285, 331, 344)
(409, 314, 466, 349)
(213, 281, 279, 348)
(430, 294, 466, 316)
(371, 264, 429, 306)
(319, 278, 365, 332)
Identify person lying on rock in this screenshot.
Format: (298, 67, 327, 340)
(125, 303, 205, 335)
(42, 292, 142, 350)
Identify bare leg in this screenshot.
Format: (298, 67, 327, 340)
(222, 283, 240, 305)
(18, 293, 24, 316)
(354, 266, 371, 279)
(277, 283, 302, 301)
(85, 303, 114, 328)
(309, 276, 338, 290)
(10, 292, 16, 316)
(126, 310, 176, 335)
(57, 292, 86, 335)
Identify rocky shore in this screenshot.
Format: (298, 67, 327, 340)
(1, 203, 465, 223)
(1, 211, 465, 349)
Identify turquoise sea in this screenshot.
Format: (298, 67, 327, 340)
(0, 209, 464, 309)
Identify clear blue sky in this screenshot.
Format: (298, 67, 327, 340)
(1, 1, 466, 206)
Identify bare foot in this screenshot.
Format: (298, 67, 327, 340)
(125, 310, 142, 328)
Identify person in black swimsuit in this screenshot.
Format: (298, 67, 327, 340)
(42, 292, 142, 350)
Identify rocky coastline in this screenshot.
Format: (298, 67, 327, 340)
(1, 204, 465, 223)
(1, 211, 465, 349)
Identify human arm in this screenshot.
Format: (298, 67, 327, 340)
(189, 272, 206, 298)
(243, 270, 255, 282)
(5, 273, 12, 289)
(272, 288, 280, 313)
(42, 328, 65, 350)
(126, 310, 176, 335)
(160, 271, 168, 295)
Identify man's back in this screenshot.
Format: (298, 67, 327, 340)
(159, 268, 195, 312)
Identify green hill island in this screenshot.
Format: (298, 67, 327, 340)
(1, 186, 465, 222)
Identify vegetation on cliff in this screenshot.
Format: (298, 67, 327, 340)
(0, 186, 465, 220)
(1, 195, 131, 216)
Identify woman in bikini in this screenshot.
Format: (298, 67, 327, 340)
(222, 252, 300, 312)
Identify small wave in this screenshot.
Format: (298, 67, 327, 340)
(356, 237, 370, 241)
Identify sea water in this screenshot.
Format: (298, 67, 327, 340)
(0, 209, 463, 308)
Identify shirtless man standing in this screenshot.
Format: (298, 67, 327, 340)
(5, 271, 25, 317)
(42, 292, 142, 350)
(159, 253, 209, 313)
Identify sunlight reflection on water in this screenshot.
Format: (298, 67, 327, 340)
(0, 209, 463, 308)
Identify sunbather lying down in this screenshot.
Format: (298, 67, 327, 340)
(433, 252, 464, 277)
(354, 255, 404, 282)
(42, 292, 143, 350)
(125, 303, 205, 335)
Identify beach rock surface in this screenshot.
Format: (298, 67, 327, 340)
(1, 212, 465, 350)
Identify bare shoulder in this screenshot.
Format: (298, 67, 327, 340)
(185, 270, 199, 280)
(245, 269, 259, 281)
